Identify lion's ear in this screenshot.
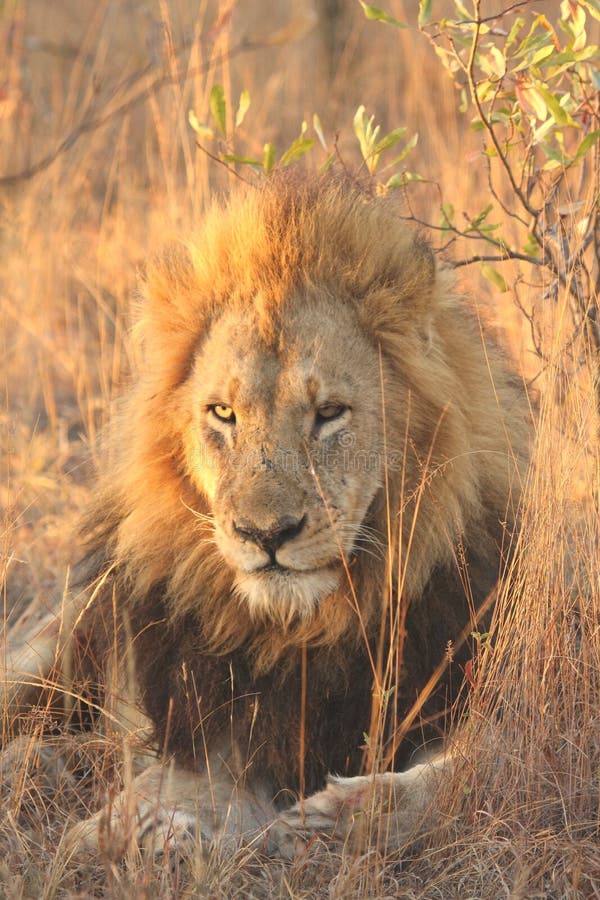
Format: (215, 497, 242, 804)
(132, 243, 205, 389)
(360, 233, 439, 342)
(409, 238, 439, 339)
(399, 234, 437, 308)
(413, 237, 436, 296)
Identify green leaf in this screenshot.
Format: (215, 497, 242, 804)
(188, 110, 214, 141)
(545, 45, 598, 68)
(506, 16, 525, 50)
(580, 0, 600, 22)
(374, 126, 408, 155)
(513, 18, 557, 66)
(210, 85, 227, 137)
(434, 43, 461, 75)
(573, 129, 600, 161)
(353, 104, 367, 142)
(386, 174, 405, 189)
(354, 105, 381, 172)
(479, 46, 506, 80)
(482, 264, 510, 292)
(523, 232, 541, 258)
(320, 151, 336, 173)
(262, 143, 276, 173)
(537, 86, 577, 126)
(475, 80, 496, 103)
(441, 202, 455, 229)
(220, 153, 261, 166)
(562, 0, 587, 50)
(532, 117, 557, 145)
(515, 79, 547, 120)
(391, 131, 419, 164)
(313, 113, 327, 149)
(279, 136, 315, 167)
(418, 0, 432, 26)
(353, 105, 371, 142)
(529, 44, 555, 66)
(359, 1, 407, 27)
(540, 140, 570, 167)
(455, 0, 473, 20)
(470, 204, 494, 229)
(235, 89, 250, 129)
(386, 171, 424, 188)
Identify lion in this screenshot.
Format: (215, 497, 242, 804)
(1, 172, 527, 858)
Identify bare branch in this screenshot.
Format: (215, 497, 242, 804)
(425, 0, 531, 40)
(0, 37, 265, 188)
(193, 141, 253, 184)
(513, 278, 545, 362)
(465, 2, 539, 221)
(452, 252, 544, 268)
(482, 122, 528, 227)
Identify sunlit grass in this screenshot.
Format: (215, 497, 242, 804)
(1, 1, 599, 896)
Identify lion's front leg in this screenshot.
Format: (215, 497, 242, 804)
(278, 755, 452, 852)
(65, 756, 282, 861)
(65, 763, 201, 861)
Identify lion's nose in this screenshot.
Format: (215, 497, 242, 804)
(233, 514, 307, 560)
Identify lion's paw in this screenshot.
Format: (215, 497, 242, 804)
(278, 760, 450, 852)
(65, 797, 209, 862)
(279, 774, 389, 842)
(260, 817, 306, 859)
(66, 777, 211, 856)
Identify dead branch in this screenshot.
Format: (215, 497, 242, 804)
(0, 36, 265, 188)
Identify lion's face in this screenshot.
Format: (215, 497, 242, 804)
(181, 293, 385, 621)
(95, 175, 526, 668)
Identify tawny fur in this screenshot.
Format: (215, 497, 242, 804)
(2, 172, 528, 855)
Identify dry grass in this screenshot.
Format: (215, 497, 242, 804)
(1, 1, 599, 897)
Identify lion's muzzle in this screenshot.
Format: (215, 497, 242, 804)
(233, 514, 307, 565)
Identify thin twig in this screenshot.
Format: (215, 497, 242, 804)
(0, 37, 264, 188)
(425, 0, 531, 40)
(464, 1, 539, 221)
(193, 141, 252, 184)
(452, 252, 545, 268)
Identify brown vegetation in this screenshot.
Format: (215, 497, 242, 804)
(1, 1, 599, 897)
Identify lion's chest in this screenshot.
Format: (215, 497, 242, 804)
(131, 618, 375, 797)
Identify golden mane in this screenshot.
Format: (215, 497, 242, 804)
(83, 173, 526, 674)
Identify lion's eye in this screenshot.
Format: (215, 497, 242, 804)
(209, 404, 236, 424)
(315, 403, 347, 425)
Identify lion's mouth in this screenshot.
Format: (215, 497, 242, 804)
(234, 562, 343, 620)
(259, 561, 290, 574)
(256, 560, 341, 577)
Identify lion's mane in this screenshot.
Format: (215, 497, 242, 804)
(77, 173, 527, 797)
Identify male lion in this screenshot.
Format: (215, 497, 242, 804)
(2, 173, 527, 857)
